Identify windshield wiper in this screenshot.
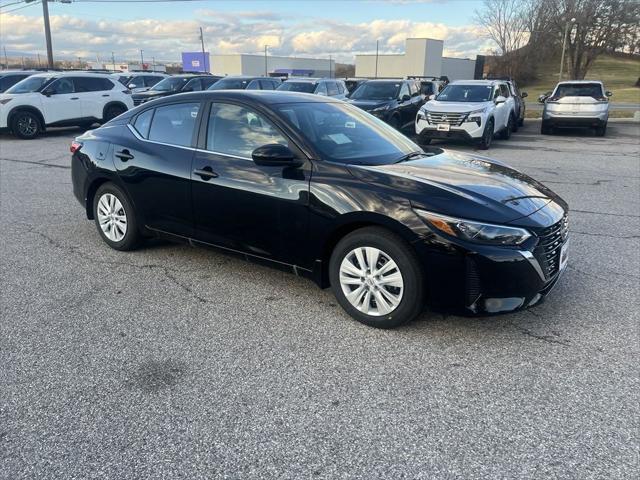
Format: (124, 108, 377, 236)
(395, 151, 426, 163)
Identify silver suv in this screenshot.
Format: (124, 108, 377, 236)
(539, 81, 611, 136)
(277, 78, 348, 99)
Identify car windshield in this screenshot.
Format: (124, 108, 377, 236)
(208, 79, 250, 90)
(116, 75, 132, 85)
(276, 102, 422, 165)
(350, 82, 400, 100)
(6, 76, 53, 94)
(554, 83, 603, 98)
(277, 82, 316, 93)
(436, 84, 493, 102)
(150, 77, 189, 92)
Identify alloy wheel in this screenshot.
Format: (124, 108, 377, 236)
(97, 193, 127, 242)
(17, 115, 38, 137)
(339, 246, 404, 316)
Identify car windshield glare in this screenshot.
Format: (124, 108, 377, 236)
(276, 102, 422, 165)
(554, 83, 603, 98)
(209, 79, 248, 90)
(6, 76, 53, 94)
(350, 82, 400, 100)
(151, 77, 188, 92)
(436, 85, 493, 102)
(277, 82, 316, 93)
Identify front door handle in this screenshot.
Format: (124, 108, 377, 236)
(102, 94, 110, 97)
(70, 97, 79, 100)
(194, 166, 218, 180)
(115, 149, 134, 161)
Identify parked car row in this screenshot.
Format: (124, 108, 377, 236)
(0, 67, 612, 141)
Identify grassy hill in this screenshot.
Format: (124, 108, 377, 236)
(520, 54, 640, 103)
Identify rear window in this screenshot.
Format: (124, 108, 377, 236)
(554, 83, 604, 98)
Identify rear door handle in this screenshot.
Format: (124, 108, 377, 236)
(115, 149, 134, 161)
(194, 166, 218, 180)
(70, 97, 79, 100)
(102, 94, 110, 97)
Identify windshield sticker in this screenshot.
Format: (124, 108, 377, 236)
(345, 121, 356, 129)
(328, 133, 352, 144)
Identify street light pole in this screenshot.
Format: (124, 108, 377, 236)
(264, 45, 269, 76)
(559, 17, 576, 81)
(140, 50, 144, 69)
(375, 40, 379, 79)
(41, 0, 54, 68)
(199, 27, 208, 73)
(111, 51, 116, 71)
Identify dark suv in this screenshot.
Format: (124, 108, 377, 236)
(0, 71, 39, 93)
(347, 79, 425, 130)
(132, 75, 221, 105)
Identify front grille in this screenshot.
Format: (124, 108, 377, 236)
(534, 214, 569, 279)
(426, 111, 468, 126)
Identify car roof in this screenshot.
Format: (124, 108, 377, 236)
(28, 71, 118, 78)
(449, 80, 500, 86)
(138, 90, 342, 106)
(556, 80, 603, 85)
(220, 75, 273, 80)
(0, 70, 40, 76)
(364, 79, 404, 83)
(284, 77, 320, 83)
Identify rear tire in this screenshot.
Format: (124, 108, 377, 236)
(329, 227, 425, 329)
(517, 116, 524, 127)
(477, 118, 494, 150)
(388, 115, 400, 130)
(11, 111, 41, 139)
(103, 104, 127, 123)
(595, 123, 607, 137)
(93, 182, 141, 251)
(500, 114, 514, 140)
(541, 120, 552, 135)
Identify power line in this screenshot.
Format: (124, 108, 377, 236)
(1, 2, 37, 14)
(0, 1, 28, 9)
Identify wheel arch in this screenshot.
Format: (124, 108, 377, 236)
(7, 106, 45, 132)
(315, 212, 421, 288)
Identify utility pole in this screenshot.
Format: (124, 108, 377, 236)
(37, 53, 41, 68)
(3, 47, 8, 70)
(111, 51, 116, 71)
(559, 17, 576, 81)
(199, 27, 208, 73)
(264, 45, 269, 76)
(375, 40, 379, 79)
(140, 50, 144, 69)
(41, 0, 54, 68)
(329, 54, 332, 78)
(152, 57, 156, 72)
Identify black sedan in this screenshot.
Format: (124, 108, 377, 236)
(131, 74, 220, 106)
(71, 91, 569, 328)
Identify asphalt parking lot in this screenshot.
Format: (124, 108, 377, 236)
(1, 121, 638, 479)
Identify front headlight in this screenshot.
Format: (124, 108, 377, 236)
(415, 209, 532, 246)
(372, 104, 390, 113)
(465, 107, 486, 126)
(417, 108, 427, 120)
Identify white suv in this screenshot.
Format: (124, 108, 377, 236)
(0, 72, 134, 139)
(415, 80, 517, 149)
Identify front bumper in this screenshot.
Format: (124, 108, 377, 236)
(415, 117, 484, 142)
(413, 216, 569, 315)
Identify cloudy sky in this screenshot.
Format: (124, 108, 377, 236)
(0, 0, 494, 64)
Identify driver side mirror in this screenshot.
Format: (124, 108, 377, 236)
(128, 83, 138, 89)
(538, 91, 551, 103)
(494, 95, 506, 104)
(605, 90, 613, 97)
(252, 144, 302, 167)
(400, 94, 411, 102)
(521, 92, 528, 98)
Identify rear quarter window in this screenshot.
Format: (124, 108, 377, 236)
(132, 109, 154, 138)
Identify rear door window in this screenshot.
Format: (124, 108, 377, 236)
(183, 78, 203, 92)
(315, 83, 327, 95)
(246, 79, 261, 90)
(74, 77, 114, 92)
(327, 82, 339, 96)
(49, 77, 74, 94)
(148, 102, 200, 147)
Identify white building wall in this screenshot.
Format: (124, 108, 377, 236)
(210, 55, 243, 76)
(355, 38, 475, 79)
(441, 57, 476, 80)
(211, 54, 335, 77)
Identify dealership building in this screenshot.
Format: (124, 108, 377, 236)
(355, 38, 481, 81)
(182, 51, 335, 77)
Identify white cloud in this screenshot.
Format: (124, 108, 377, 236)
(0, 9, 494, 63)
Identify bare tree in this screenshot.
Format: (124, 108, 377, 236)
(551, 0, 640, 79)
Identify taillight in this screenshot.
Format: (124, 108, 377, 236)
(70, 141, 83, 154)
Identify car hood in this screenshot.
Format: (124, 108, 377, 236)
(348, 150, 567, 226)
(347, 99, 393, 111)
(423, 100, 491, 112)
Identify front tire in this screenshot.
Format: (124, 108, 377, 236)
(500, 114, 514, 140)
(329, 227, 425, 328)
(93, 183, 140, 251)
(11, 111, 41, 139)
(388, 115, 400, 130)
(477, 118, 494, 150)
